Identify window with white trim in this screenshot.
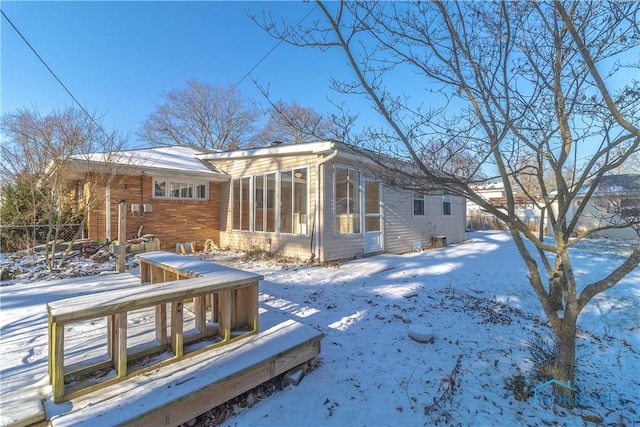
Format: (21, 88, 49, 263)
(335, 167, 361, 234)
(232, 177, 251, 231)
(153, 179, 208, 200)
(232, 169, 308, 234)
(413, 192, 425, 216)
(442, 193, 452, 216)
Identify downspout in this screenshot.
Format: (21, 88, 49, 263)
(313, 144, 338, 263)
(140, 172, 145, 233)
(105, 170, 116, 241)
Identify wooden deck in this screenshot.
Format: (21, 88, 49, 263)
(1, 272, 322, 427)
(50, 319, 322, 426)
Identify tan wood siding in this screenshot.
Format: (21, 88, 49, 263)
(216, 152, 465, 262)
(384, 190, 465, 253)
(318, 161, 364, 261)
(215, 153, 322, 260)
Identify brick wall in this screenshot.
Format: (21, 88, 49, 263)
(85, 174, 220, 252)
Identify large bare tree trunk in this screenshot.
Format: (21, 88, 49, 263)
(552, 311, 578, 402)
(548, 260, 566, 312)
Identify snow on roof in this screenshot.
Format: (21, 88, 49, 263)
(196, 140, 336, 160)
(62, 146, 229, 181)
(469, 181, 505, 191)
(576, 174, 640, 196)
(82, 146, 220, 173)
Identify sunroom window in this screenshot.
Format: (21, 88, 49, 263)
(232, 169, 308, 234)
(335, 167, 361, 234)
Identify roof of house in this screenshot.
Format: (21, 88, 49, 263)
(576, 174, 640, 196)
(51, 146, 229, 181)
(196, 140, 338, 160)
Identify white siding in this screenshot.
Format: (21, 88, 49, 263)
(210, 150, 467, 262)
(320, 160, 466, 261)
(383, 188, 465, 254)
(574, 197, 638, 240)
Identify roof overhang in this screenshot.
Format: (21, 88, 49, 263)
(42, 156, 230, 185)
(196, 140, 338, 160)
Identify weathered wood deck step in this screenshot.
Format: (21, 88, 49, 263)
(0, 273, 143, 427)
(0, 385, 46, 427)
(47, 269, 262, 403)
(49, 319, 323, 426)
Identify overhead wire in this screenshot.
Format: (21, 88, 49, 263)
(3, 4, 318, 135)
(232, 4, 318, 90)
(1, 9, 114, 142)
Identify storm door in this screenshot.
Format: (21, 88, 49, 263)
(364, 181, 383, 253)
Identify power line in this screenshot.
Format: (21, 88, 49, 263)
(1, 9, 112, 140)
(232, 5, 318, 90)
(3, 4, 318, 136)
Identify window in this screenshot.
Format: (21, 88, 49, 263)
(196, 183, 207, 199)
(77, 182, 84, 200)
(293, 169, 308, 234)
(442, 193, 452, 216)
(233, 169, 308, 234)
(281, 170, 293, 234)
(233, 179, 240, 229)
(335, 167, 361, 234)
(278, 168, 308, 235)
(153, 179, 208, 200)
(232, 177, 250, 230)
(413, 192, 425, 216)
(266, 173, 276, 232)
(240, 177, 250, 231)
(154, 181, 166, 197)
(254, 175, 264, 232)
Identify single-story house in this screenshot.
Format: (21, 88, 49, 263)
(566, 174, 640, 240)
(57, 141, 466, 262)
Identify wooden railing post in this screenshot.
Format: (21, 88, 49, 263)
(50, 320, 65, 402)
(171, 301, 184, 358)
(113, 312, 128, 377)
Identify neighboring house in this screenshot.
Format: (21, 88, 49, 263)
(59, 141, 466, 262)
(466, 181, 543, 232)
(566, 174, 640, 240)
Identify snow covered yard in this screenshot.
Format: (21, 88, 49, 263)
(0, 231, 638, 426)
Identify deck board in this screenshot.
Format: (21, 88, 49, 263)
(0, 273, 141, 427)
(1, 272, 322, 427)
(49, 319, 322, 426)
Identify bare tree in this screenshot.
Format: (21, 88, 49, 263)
(420, 137, 483, 179)
(252, 100, 342, 145)
(1, 106, 128, 268)
(138, 79, 259, 151)
(262, 1, 640, 400)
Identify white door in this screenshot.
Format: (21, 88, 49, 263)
(364, 182, 383, 253)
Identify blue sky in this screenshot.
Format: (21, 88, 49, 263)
(1, 1, 634, 171)
(1, 1, 368, 148)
